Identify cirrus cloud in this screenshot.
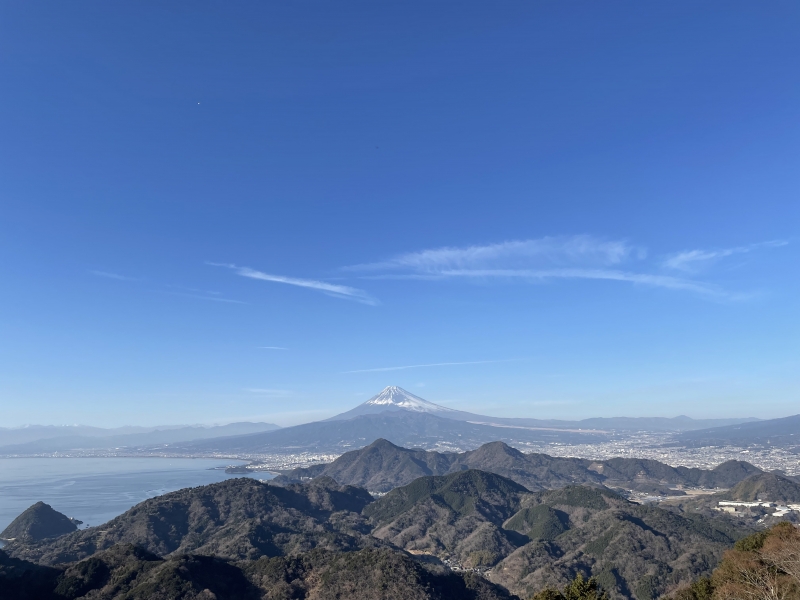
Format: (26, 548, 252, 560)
(210, 262, 378, 305)
(343, 235, 776, 300)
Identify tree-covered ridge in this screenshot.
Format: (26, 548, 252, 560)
(365, 470, 530, 523)
(361, 471, 747, 599)
(0, 545, 516, 600)
(670, 522, 800, 600)
(0, 501, 78, 542)
(274, 439, 763, 495)
(366, 470, 531, 570)
(2, 471, 756, 599)
(719, 472, 800, 503)
(4, 477, 380, 566)
(490, 486, 746, 599)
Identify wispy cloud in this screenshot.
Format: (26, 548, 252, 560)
(258, 346, 287, 350)
(165, 292, 246, 304)
(347, 235, 640, 273)
(90, 270, 139, 281)
(244, 388, 292, 395)
(343, 235, 745, 298)
(429, 268, 732, 298)
(92, 271, 246, 304)
(663, 240, 788, 271)
(210, 263, 378, 305)
(342, 359, 517, 374)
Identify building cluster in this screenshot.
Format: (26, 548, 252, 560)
(716, 501, 800, 518)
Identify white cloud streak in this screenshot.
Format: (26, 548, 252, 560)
(663, 240, 788, 271)
(92, 271, 246, 304)
(343, 235, 745, 298)
(342, 359, 516, 374)
(432, 268, 729, 297)
(211, 263, 378, 305)
(347, 235, 639, 273)
(165, 291, 246, 304)
(90, 270, 139, 281)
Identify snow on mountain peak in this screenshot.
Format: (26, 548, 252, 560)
(363, 386, 455, 413)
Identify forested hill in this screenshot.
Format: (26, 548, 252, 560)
(0, 502, 77, 542)
(364, 471, 746, 599)
(2, 470, 756, 599)
(0, 545, 515, 600)
(719, 472, 800, 502)
(4, 477, 379, 566)
(273, 438, 762, 494)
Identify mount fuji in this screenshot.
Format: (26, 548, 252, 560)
(160, 386, 757, 456)
(326, 386, 475, 421)
(171, 386, 609, 455)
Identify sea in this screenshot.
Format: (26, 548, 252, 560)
(0, 457, 273, 543)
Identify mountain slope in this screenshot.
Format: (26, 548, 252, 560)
(363, 471, 750, 599)
(0, 502, 77, 542)
(176, 411, 607, 455)
(719, 472, 800, 502)
(4, 477, 379, 566)
(0, 544, 516, 600)
(275, 439, 761, 495)
(490, 486, 748, 600)
(327, 386, 474, 421)
(366, 470, 531, 568)
(330, 388, 757, 432)
(274, 439, 604, 492)
(277, 438, 455, 492)
(3, 471, 756, 600)
(590, 458, 762, 490)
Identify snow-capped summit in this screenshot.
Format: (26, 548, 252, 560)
(363, 386, 456, 413)
(326, 386, 466, 421)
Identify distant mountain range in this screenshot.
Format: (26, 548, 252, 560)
(0, 422, 280, 455)
(328, 387, 756, 432)
(163, 386, 760, 456)
(674, 413, 800, 448)
(2, 386, 780, 458)
(175, 410, 609, 455)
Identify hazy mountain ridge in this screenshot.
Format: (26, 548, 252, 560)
(478, 416, 760, 433)
(1, 388, 769, 457)
(328, 388, 758, 432)
(0, 422, 281, 455)
(174, 411, 608, 455)
(0, 425, 159, 447)
(674, 413, 800, 448)
(155, 387, 768, 456)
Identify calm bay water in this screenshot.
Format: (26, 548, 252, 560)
(0, 457, 272, 537)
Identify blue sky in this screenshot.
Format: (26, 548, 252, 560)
(1, 2, 798, 427)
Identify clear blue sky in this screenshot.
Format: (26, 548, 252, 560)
(1, 2, 798, 427)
